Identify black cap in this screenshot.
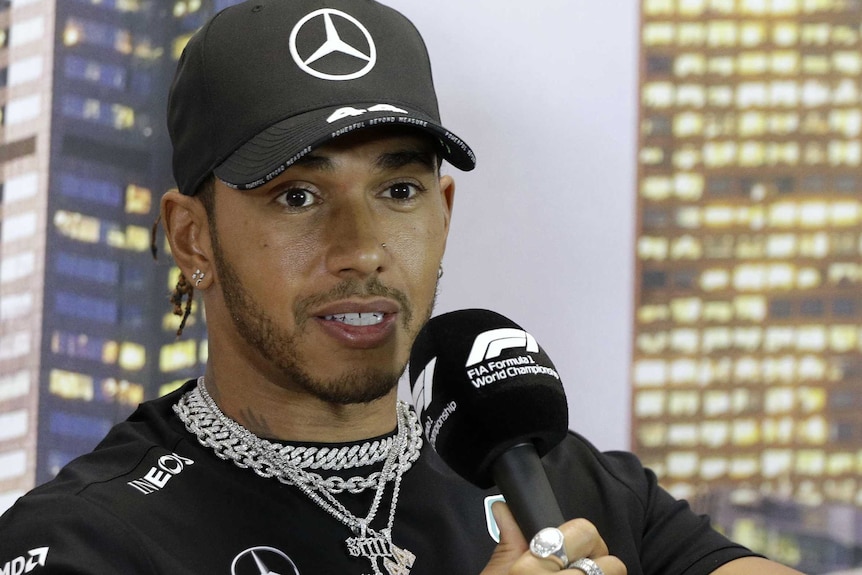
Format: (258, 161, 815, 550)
(168, 0, 476, 196)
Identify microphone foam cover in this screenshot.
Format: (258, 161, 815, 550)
(408, 309, 568, 488)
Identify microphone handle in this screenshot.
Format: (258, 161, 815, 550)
(491, 442, 566, 540)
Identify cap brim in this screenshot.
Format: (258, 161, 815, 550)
(214, 105, 476, 190)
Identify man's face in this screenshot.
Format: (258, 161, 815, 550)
(206, 128, 455, 404)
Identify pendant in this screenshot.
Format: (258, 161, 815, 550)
(346, 535, 416, 575)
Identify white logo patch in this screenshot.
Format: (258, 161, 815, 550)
(1, 547, 48, 575)
(230, 546, 299, 575)
(411, 356, 437, 421)
(289, 9, 376, 81)
(466, 328, 539, 367)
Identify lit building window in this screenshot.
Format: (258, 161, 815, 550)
(118, 342, 146, 371)
(708, 56, 735, 76)
(826, 453, 855, 476)
(643, 82, 675, 107)
(637, 304, 670, 323)
(707, 21, 738, 46)
(773, 22, 799, 46)
(771, 52, 799, 75)
(677, 84, 705, 107)
(802, 80, 831, 107)
(677, 23, 706, 45)
(733, 419, 760, 446)
(828, 140, 861, 166)
(98, 378, 144, 406)
(737, 82, 768, 107)
(125, 184, 153, 214)
(829, 325, 857, 352)
(673, 112, 703, 137)
(642, 176, 673, 200)
(54, 210, 100, 243)
(49, 369, 94, 401)
(634, 359, 667, 387)
(637, 331, 668, 354)
(762, 449, 794, 478)
(675, 54, 705, 76)
(679, 0, 707, 15)
(704, 142, 736, 167)
(637, 424, 667, 448)
(764, 327, 796, 353)
(707, 85, 734, 107)
(799, 232, 829, 257)
(734, 327, 762, 351)
(700, 268, 730, 291)
(670, 235, 702, 260)
(669, 424, 699, 446)
(798, 356, 825, 380)
(159, 340, 197, 372)
(640, 146, 665, 166)
(738, 111, 766, 136)
(798, 387, 827, 413)
(644, 23, 676, 46)
(638, 236, 669, 260)
(673, 147, 701, 170)
(795, 450, 825, 476)
(635, 390, 665, 417)
(703, 300, 733, 322)
(667, 452, 699, 478)
(833, 51, 862, 75)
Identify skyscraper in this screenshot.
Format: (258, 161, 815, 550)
(634, 0, 862, 569)
(0, 0, 239, 513)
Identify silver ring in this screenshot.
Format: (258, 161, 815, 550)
(529, 527, 568, 570)
(567, 557, 604, 575)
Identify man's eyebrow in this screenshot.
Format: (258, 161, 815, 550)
(374, 149, 438, 172)
(293, 154, 335, 172)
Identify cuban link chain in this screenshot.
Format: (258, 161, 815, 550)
(174, 377, 421, 574)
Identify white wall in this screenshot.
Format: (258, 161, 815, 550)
(389, 2, 641, 451)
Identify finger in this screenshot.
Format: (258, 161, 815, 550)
(559, 518, 610, 560)
(479, 503, 529, 575)
(568, 555, 627, 575)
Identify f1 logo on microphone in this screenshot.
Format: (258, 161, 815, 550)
(466, 328, 539, 367)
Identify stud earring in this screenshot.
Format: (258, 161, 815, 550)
(191, 269, 205, 287)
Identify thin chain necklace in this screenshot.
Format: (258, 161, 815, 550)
(174, 377, 421, 574)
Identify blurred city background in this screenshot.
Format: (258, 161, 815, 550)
(0, 1, 861, 573)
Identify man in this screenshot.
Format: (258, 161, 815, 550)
(0, 1, 805, 574)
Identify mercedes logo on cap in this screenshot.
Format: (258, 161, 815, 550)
(289, 9, 377, 81)
(230, 546, 300, 575)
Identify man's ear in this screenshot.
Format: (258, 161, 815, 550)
(160, 190, 213, 288)
(439, 174, 456, 234)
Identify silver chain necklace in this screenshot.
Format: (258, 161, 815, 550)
(174, 377, 421, 574)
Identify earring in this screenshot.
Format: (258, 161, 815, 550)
(191, 269, 205, 287)
(437, 265, 444, 280)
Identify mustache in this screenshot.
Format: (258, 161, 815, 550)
(294, 277, 413, 327)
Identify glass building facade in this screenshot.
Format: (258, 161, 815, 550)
(0, 0, 241, 512)
(635, 0, 862, 570)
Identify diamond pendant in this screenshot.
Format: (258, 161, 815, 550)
(346, 536, 415, 575)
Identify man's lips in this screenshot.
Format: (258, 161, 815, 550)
(311, 300, 400, 348)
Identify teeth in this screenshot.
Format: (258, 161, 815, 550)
(323, 312, 385, 326)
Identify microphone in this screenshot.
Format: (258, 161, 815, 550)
(408, 308, 569, 539)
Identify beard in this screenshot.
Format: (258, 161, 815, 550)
(210, 236, 436, 405)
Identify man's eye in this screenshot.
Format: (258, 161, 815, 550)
(280, 189, 316, 208)
(384, 182, 418, 200)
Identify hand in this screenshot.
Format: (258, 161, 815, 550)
(480, 503, 627, 575)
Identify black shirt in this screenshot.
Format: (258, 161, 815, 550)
(0, 380, 756, 574)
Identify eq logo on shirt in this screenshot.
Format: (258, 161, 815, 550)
(127, 451, 194, 495)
